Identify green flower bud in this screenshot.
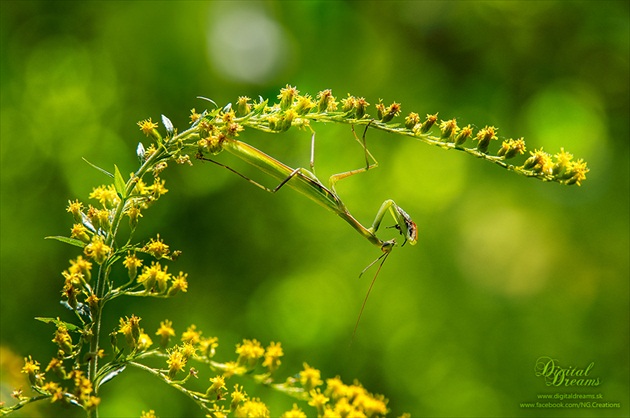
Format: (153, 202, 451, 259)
(236, 96, 252, 116)
(439, 119, 458, 141)
(454, 125, 473, 147)
(405, 112, 420, 129)
(474, 126, 497, 153)
(420, 113, 438, 134)
(355, 97, 369, 119)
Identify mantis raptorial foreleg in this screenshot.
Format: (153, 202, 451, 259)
(352, 198, 418, 341)
(368, 199, 418, 247)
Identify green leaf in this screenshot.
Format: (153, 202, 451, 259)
(97, 364, 126, 388)
(113, 164, 126, 198)
(45, 236, 86, 248)
(82, 157, 114, 178)
(35, 317, 81, 332)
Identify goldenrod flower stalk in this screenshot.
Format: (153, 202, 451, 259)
(8, 85, 585, 418)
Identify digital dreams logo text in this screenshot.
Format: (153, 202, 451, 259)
(535, 357, 600, 387)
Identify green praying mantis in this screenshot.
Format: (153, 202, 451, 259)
(168, 87, 585, 337)
(195, 117, 418, 337)
(198, 124, 418, 251)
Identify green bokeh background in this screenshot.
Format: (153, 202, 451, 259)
(1, 1, 628, 417)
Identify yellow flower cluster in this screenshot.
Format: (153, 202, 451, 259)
(118, 315, 153, 352)
(134, 261, 188, 295)
(193, 85, 587, 186)
(298, 369, 389, 418)
(19, 356, 101, 410)
(142, 318, 396, 417)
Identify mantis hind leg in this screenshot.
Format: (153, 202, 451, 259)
(327, 122, 379, 194)
(198, 155, 306, 194)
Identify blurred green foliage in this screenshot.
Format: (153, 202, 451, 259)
(1, 1, 628, 417)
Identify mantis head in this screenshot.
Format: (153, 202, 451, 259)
(393, 206, 418, 246)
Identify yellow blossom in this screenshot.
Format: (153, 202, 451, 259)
(181, 324, 202, 345)
(41, 381, 64, 402)
(474, 125, 498, 153)
(21, 356, 41, 386)
(168, 271, 188, 296)
(230, 384, 248, 411)
(11, 388, 24, 400)
(439, 118, 459, 140)
(206, 375, 227, 400)
(308, 388, 329, 416)
(454, 124, 473, 146)
(300, 363, 323, 391)
(118, 315, 142, 349)
(137, 262, 171, 293)
(566, 159, 589, 186)
(143, 234, 170, 259)
(126, 204, 143, 228)
(156, 319, 176, 348)
(355, 393, 388, 417)
(132, 177, 149, 195)
(262, 341, 283, 373)
(138, 118, 158, 136)
(294, 94, 315, 115)
(278, 84, 299, 110)
(52, 324, 73, 355)
(84, 396, 101, 410)
(234, 398, 269, 418)
(46, 358, 65, 376)
(281, 404, 307, 418)
(325, 376, 348, 400)
(83, 236, 112, 264)
(66, 199, 84, 222)
(524, 148, 554, 175)
(68, 256, 92, 279)
(497, 138, 526, 158)
(236, 339, 265, 369)
(123, 252, 143, 280)
(190, 108, 201, 123)
(148, 178, 168, 198)
(138, 332, 153, 351)
(336, 397, 364, 417)
(316, 89, 337, 112)
(70, 223, 91, 243)
(89, 184, 120, 208)
(86, 294, 99, 311)
(166, 347, 187, 379)
(180, 342, 196, 359)
(199, 336, 219, 358)
(222, 361, 246, 378)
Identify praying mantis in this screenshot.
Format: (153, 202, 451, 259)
(195, 119, 418, 337)
(143, 86, 586, 338)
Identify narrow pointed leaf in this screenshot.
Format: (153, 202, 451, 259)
(196, 96, 217, 107)
(45, 236, 86, 248)
(113, 164, 126, 198)
(97, 364, 126, 388)
(35, 317, 81, 332)
(82, 157, 114, 178)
